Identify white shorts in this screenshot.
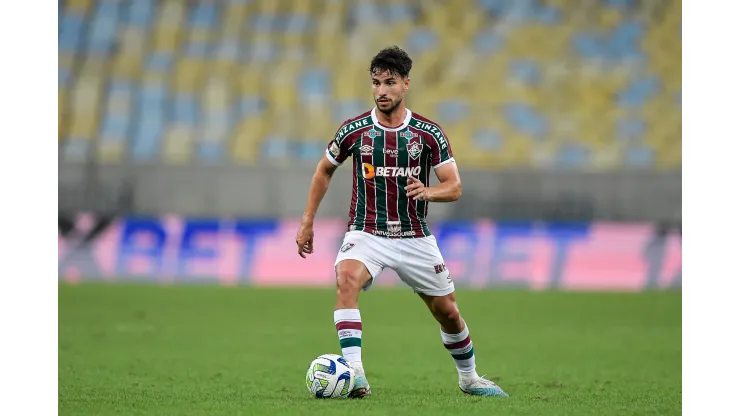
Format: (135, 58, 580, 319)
(334, 231, 454, 296)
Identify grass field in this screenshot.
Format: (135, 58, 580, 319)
(59, 283, 681, 415)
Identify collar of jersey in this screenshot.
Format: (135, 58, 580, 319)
(370, 107, 412, 132)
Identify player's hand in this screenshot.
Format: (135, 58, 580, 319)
(405, 176, 429, 201)
(295, 221, 315, 258)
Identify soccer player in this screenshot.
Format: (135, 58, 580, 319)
(295, 46, 509, 398)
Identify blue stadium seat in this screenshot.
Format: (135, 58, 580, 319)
(196, 142, 225, 162)
(101, 81, 134, 141)
(436, 101, 470, 125)
(58, 12, 85, 54)
(237, 96, 265, 118)
(572, 32, 603, 60)
(216, 40, 242, 62)
(131, 84, 168, 161)
(405, 28, 439, 56)
(86, 0, 121, 55)
(296, 141, 325, 162)
(509, 59, 542, 86)
(479, 0, 542, 23)
(503, 103, 548, 138)
(262, 135, 290, 160)
(536, 5, 563, 25)
(146, 51, 174, 73)
(554, 142, 590, 168)
(59, 67, 72, 86)
(248, 41, 279, 63)
(333, 100, 367, 124)
(473, 128, 503, 151)
(384, 3, 415, 24)
(185, 42, 209, 58)
(284, 13, 313, 33)
(250, 14, 277, 32)
(474, 30, 507, 56)
(127, 0, 155, 28)
(617, 116, 646, 141)
(298, 68, 331, 104)
(603, 0, 636, 11)
(172, 93, 199, 125)
(477, 0, 512, 16)
(101, 113, 130, 141)
(350, 3, 382, 25)
(623, 145, 655, 167)
(618, 75, 660, 108)
(190, 2, 219, 28)
(61, 140, 90, 161)
(606, 20, 644, 61)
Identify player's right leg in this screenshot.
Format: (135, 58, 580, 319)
(334, 259, 373, 398)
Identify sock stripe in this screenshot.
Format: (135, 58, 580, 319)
(444, 335, 471, 350)
(451, 347, 475, 361)
(339, 337, 362, 348)
(335, 321, 363, 331)
(440, 325, 476, 373)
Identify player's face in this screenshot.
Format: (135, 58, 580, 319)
(372, 70, 409, 115)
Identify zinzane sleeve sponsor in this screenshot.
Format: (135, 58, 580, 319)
(427, 124, 455, 169)
(325, 120, 354, 166)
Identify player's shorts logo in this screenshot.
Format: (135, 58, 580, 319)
(340, 243, 355, 253)
(434, 263, 448, 274)
(407, 141, 423, 160)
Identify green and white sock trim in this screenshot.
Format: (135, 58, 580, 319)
(334, 308, 363, 365)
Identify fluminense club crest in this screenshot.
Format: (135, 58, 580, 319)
(407, 140, 423, 160)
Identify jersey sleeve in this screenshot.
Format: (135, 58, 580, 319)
(325, 120, 353, 166)
(428, 125, 455, 168)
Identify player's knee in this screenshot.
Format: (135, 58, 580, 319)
(335, 263, 365, 295)
(432, 298, 460, 323)
(446, 305, 461, 322)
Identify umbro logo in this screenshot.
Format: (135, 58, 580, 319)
(359, 145, 373, 156)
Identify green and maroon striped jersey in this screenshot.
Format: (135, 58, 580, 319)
(325, 107, 455, 239)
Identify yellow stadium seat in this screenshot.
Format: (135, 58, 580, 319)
(162, 125, 195, 165)
(231, 117, 269, 164)
(159, 0, 187, 29)
(97, 141, 125, 164)
(65, 0, 92, 13)
(58, 87, 69, 142)
(172, 58, 206, 93)
(152, 25, 181, 53)
(69, 75, 103, 140)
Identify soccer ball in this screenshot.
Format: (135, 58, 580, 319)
(305, 354, 355, 399)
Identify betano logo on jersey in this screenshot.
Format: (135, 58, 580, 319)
(363, 164, 421, 179)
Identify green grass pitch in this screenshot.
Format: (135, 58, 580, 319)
(59, 283, 681, 415)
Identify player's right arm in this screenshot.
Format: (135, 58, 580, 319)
(295, 157, 339, 256)
(296, 124, 353, 258)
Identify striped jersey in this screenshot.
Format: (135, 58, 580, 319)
(325, 107, 455, 239)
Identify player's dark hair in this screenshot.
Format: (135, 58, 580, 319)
(369, 46, 413, 79)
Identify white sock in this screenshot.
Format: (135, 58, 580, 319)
(440, 324, 479, 380)
(334, 309, 363, 368)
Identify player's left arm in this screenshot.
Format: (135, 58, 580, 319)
(405, 162, 462, 202)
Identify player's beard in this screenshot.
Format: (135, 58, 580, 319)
(375, 96, 401, 115)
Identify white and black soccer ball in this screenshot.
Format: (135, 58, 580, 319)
(305, 354, 355, 399)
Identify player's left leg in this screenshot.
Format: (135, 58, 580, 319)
(395, 235, 509, 397)
(417, 292, 508, 397)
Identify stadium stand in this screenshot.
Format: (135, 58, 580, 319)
(58, 0, 681, 170)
